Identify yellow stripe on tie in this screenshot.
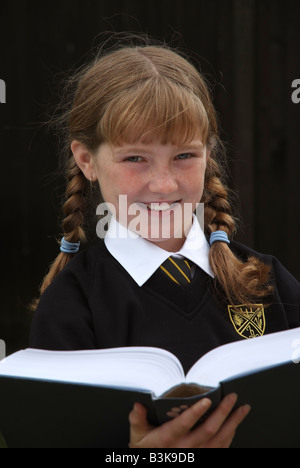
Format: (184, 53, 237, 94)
(169, 257, 191, 283)
(160, 266, 180, 285)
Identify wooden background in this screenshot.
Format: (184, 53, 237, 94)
(0, 0, 300, 354)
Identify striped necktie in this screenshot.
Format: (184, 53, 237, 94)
(160, 257, 193, 287)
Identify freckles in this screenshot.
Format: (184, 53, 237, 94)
(182, 167, 206, 202)
(119, 171, 141, 195)
(184, 167, 205, 188)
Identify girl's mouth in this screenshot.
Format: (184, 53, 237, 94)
(137, 201, 182, 212)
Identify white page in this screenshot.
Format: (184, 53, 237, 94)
(187, 328, 300, 387)
(0, 346, 185, 397)
(1, 329, 299, 396)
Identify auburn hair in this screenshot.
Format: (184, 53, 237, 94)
(34, 39, 273, 309)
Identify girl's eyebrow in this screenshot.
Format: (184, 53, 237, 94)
(113, 141, 204, 155)
(113, 146, 152, 155)
(176, 141, 204, 152)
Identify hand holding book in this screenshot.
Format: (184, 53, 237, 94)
(129, 394, 251, 448)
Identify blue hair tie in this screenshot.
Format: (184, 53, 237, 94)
(209, 230, 230, 246)
(60, 237, 81, 254)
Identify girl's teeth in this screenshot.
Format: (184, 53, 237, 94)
(150, 204, 170, 211)
(147, 202, 177, 211)
(137, 201, 180, 211)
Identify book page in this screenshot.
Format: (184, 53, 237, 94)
(0, 346, 185, 397)
(186, 327, 300, 387)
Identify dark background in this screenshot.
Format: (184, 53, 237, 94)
(0, 0, 300, 355)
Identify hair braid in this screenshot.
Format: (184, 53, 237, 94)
(32, 157, 88, 308)
(203, 157, 273, 306)
(203, 158, 236, 236)
(62, 157, 87, 243)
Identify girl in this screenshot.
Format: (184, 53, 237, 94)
(30, 39, 300, 448)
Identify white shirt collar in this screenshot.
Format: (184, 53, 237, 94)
(104, 215, 214, 286)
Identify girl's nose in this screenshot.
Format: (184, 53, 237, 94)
(148, 172, 178, 194)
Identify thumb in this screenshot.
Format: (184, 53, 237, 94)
(129, 403, 155, 447)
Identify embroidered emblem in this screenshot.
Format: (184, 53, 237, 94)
(228, 304, 266, 339)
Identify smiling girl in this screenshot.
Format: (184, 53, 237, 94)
(30, 38, 300, 448)
(73, 138, 206, 251)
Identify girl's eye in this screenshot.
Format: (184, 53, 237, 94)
(125, 156, 143, 163)
(176, 153, 192, 160)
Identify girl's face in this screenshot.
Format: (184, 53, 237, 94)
(93, 138, 207, 252)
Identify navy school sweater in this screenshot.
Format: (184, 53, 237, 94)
(29, 240, 300, 373)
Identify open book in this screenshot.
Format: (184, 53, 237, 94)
(0, 327, 299, 448)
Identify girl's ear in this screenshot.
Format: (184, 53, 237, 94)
(71, 140, 96, 181)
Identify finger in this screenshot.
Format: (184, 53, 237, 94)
(188, 393, 238, 446)
(207, 404, 251, 448)
(162, 398, 212, 442)
(129, 403, 155, 446)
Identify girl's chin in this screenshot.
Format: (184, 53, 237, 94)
(117, 200, 194, 246)
(142, 235, 187, 252)
(126, 217, 191, 251)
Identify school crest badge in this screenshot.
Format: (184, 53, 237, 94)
(228, 304, 266, 339)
